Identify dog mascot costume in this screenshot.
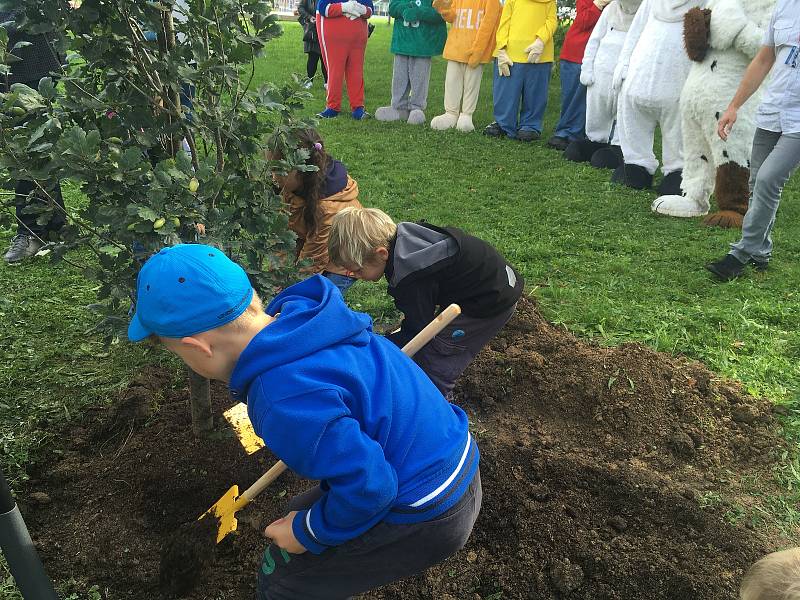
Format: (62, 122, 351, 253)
(651, 0, 775, 227)
(565, 0, 643, 168)
(429, 0, 502, 132)
(375, 0, 447, 125)
(316, 0, 374, 119)
(610, 0, 706, 193)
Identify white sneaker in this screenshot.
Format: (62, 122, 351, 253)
(303, 80, 313, 90)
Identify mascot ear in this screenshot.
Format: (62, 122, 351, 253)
(684, 7, 712, 62)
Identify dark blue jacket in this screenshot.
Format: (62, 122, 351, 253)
(229, 275, 478, 554)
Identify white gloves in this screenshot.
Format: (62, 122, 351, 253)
(497, 48, 513, 77)
(593, 0, 611, 9)
(524, 38, 544, 64)
(579, 68, 594, 86)
(340, 0, 366, 18)
(611, 63, 627, 92)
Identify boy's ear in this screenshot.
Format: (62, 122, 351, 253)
(375, 247, 389, 262)
(181, 335, 213, 357)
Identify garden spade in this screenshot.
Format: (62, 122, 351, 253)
(200, 303, 463, 543)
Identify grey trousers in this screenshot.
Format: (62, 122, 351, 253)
(391, 54, 432, 112)
(414, 303, 517, 397)
(730, 128, 800, 263)
(255, 469, 482, 600)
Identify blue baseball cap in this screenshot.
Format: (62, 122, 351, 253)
(128, 244, 254, 342)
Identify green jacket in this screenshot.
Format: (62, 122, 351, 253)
(388, 0, 447, 57)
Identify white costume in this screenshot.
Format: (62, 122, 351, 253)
(611, 0, 705, 191)
(581, 0, 642, 148)
(651, 0, 775, 226)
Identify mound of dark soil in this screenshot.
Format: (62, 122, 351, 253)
(21, 299, 786, 599)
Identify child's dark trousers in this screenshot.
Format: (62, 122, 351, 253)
(414, 303, 517, 397)
(256, 469, 482, 600)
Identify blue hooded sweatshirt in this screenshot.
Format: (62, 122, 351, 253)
(229, 275, 478, 554)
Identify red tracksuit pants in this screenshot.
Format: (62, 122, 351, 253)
(317, 17, 367, 112)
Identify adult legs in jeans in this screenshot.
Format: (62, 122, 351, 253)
(518, 62, 552, 135)
(553, 59, 586, 140)
(256, 471, 482, 600)
(492, 62, 526, 138)
(729, 129, 800, 264)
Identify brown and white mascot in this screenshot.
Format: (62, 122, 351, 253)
(651, 0, 776, 226)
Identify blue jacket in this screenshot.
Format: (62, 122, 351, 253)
(229, 275, 478, 554)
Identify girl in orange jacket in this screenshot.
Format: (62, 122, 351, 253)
(269, 128, 363, 294)
(430, 0, 502, 132)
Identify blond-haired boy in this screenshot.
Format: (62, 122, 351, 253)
(330, 207, 523, 397)
(128, 244, 481, 599)
(740, 548, 800, 600)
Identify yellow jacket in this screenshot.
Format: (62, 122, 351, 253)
(433, 0, 502, 67)
(494, 0, 557, 64)
(283, 176, 362, 276)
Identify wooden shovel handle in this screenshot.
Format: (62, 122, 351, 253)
(239, 303, 462, 502)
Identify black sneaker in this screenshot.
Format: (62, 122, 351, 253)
(483, 122, 504, 138)
(749, 258, 769, 272)
(705, 254, 747, 282)
(516, 129, 541, 142)
(4, 234, 44, 264)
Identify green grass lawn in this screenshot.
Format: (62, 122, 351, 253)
(1, 20, 799, 596)
(256, 21, 800, 402)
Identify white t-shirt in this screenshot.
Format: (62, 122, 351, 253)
(756, 0, 800, 133)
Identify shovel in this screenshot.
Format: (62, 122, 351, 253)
(201, 303, 462, 543)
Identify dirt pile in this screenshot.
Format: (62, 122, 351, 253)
(21, 299, 786, 599)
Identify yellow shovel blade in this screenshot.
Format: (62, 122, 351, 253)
(223, 402, 264, 455)
(200, 484, 242, 543)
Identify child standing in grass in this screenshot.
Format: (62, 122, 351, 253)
(127, 244, 481, 599)
(740, 548, 800, 600)
(268, 128, 361, 294)
(329, 207, 523, 397)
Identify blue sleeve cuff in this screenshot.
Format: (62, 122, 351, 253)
(292, 509, 330, 555)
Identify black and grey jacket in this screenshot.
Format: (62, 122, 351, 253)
(0, 9, 63, 87)
(385, 221, 524, 348)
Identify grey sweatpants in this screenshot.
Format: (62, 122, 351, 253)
(256, 470, 482, 600)
(729, 128, 800, 263)
(391, 54, 432, 112)
(414, 303, 517, 397)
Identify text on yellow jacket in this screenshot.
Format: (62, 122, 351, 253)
(433, 0, 502, 67)
(494, 0, 557, 64)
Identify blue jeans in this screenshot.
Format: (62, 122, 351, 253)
(323, 272, 357, 295)
(492, 61, 552, 138)
(553, 59, 586, 140)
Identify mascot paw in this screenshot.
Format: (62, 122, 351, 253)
(657, 170, 683, 196)
(456, 114, 474, 133)
(590, 145, 623, 169)
(611, 163, 653, 190)
(651, 195, 709, 218)
(407, 109, 426, 125)
(430, 113, 458, 130)
(375, 106, 410, 122)
(702, 210, 744, 229)
(565, 139, 607, 163)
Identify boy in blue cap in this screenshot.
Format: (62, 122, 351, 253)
(128, 244, 481, 599)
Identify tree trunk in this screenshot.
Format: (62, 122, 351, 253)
(188, 368, 213, 436)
